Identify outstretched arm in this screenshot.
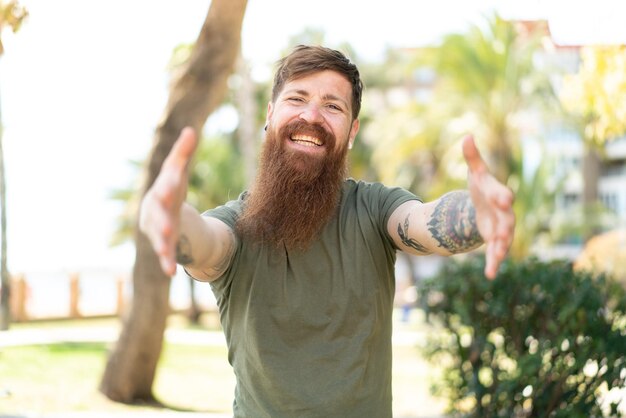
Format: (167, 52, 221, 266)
(388, 135, 515, 279)
(139, 127, 236, 281)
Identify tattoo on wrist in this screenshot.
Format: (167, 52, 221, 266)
(176, 235, 194, 265)
(427, 191, 483, 253)
(398, 214, 431, 254)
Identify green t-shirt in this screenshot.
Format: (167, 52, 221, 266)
(205, 179, 419, 418)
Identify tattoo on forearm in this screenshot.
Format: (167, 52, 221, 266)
(427, 191, 483, 253)
(176, 235, 194, 265)
(398, 214, 431, 254)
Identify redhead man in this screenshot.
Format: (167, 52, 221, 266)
(140, 45, 515, 417)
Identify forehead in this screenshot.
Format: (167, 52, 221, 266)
(280, 70, 352, 101)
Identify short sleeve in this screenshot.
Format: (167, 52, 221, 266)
(202, 192, 246, 229)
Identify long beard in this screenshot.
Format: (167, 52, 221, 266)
(236, 120, 349, 249)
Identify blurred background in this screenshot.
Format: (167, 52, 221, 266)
(1, 0, 625, 417)
(1, 0, 624, 319)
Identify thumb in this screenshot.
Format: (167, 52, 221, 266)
(462, 135, 487, 174)
(167, 127, 199, 169)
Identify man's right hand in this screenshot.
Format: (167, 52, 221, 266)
(139, 127, 198, 276)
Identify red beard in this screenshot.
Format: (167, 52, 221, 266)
(235, 120, 349, 249)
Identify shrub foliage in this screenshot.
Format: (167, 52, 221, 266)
(418, 256, 626, 418)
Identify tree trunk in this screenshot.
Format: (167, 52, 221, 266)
(582, 143, 601, 241)
(488, 123, 514, 185)
(235, 54, 259, 187)
(187, 276, 201, 324)
(582, 144, 600, 204)
(0, 100, 9, 331)
(100, 0, 248, 403)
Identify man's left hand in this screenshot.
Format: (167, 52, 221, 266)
(462, 135, 515, 279)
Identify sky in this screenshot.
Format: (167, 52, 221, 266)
(1, 0, 625, 275)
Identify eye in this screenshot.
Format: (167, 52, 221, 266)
(287, 96, 305, 103)
(326, 103, 343, 112)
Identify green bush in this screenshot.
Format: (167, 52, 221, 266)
(418, 256, 626, 418)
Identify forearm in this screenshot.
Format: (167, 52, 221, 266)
(390, 191, 484, 256)
(177, 203, 235, 281)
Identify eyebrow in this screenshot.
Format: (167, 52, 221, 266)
(284, 88, 349, 109)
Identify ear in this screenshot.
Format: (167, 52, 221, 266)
(348, 119, 360, 150)
(265, 101, 274, 127)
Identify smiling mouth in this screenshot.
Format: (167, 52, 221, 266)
(290, 134, 323, 147)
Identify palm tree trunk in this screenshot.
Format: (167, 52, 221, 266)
(235, 54, 258, 187)
(187, 276, 201, 324)
(0, 101, 9, 331)
(582, 143, 601, 241)
(1, 2, 29, 331)
(489, 123, 514, 184)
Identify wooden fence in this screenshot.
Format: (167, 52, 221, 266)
(5, 271, 218, 323)
(8, 273, 127, 322)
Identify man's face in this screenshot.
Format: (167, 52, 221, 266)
(265, 69, 360, 162)
(234, 70, 361, 249)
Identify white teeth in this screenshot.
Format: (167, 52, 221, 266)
(291, 134, 322, 146)
(293, 140, 317, 147)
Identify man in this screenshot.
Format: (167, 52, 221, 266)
(140, 45, 515, 417)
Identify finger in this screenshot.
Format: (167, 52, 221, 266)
(152, 167, 183, 208)
(462, 135, 487, 174)
(176, 126, 198, 160)
(485, 225, 513, 278)
(484, 241, 501, 280)
(497, 208, 515, 246)
(492, 195, 515, 247)
(160, 254, 177, 277)
(166, 127, 198, 168)
(159, 222, 180, 277)
(140, 214, 174, 277)
(484, 242, 497, 279)
(475, 175, 515, 214)
(484, 224, 512, 277)
(140, 192, 177, 246)
(153, 201, 174, 239)
(493, 183, 515, 209)
(154, 230, 176, 276)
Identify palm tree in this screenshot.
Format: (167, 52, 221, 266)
(428, 15, 554, 184)
(0, 0, 27, 331)
(559, 46, 626, 240)
(364, 15, 555, 257)
(99, 0, 247, 403)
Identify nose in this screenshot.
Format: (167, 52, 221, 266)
(299, 104, 324, 125)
